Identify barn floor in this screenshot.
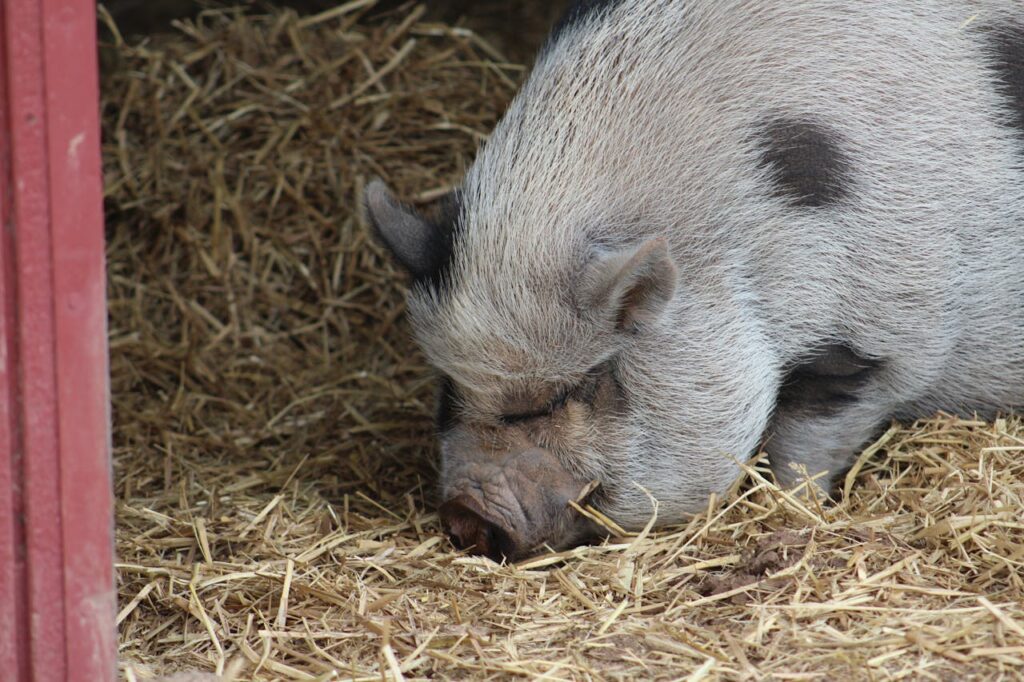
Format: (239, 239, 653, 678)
(106, 3, 1024, 680)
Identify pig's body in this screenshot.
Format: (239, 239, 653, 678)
(367, 0, 1024, 559)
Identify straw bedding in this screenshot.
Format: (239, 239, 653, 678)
(104, 3, 1024, 680)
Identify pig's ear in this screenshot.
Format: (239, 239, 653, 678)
(364, 179, 451, 280)
(579, 238, 677, 332)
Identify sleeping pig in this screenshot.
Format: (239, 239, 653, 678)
(365, 0, 1024, 561)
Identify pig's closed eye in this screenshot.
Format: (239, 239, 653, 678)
(499, 389, 571, 425)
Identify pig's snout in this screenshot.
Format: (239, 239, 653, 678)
(440, 495, 517, 562)
(439, 447, 596, 561)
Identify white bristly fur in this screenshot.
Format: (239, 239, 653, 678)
(402, 1, 1024, 529)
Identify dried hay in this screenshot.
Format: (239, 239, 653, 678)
(103, 3, 1024, 679)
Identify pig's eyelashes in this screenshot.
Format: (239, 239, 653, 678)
(497, 366, 613, 425)
(499, 389, 571, 425)
(497, 409, 548, 425)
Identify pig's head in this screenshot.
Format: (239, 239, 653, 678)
(364, 175, 776, 560)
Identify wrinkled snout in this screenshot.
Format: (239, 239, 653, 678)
(439, 447, 595, 561)
(439, 495, 517, 562)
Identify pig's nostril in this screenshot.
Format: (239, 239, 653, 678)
(439, 497, 517, 562)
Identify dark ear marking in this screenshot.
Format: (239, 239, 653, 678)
(436, 375, 459, 434)
(759, 119, 852, 208)
(363, 179, 463, 289)
(987, 23, 1024, 135)
(423, 188, 464, 291)
(777, 342, 883, 417)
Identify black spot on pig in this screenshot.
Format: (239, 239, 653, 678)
(549, 0, 625, 44)
(988, 24, 1024, 135)
(777, 343, 882, 416)
(760, 119, 851, 208)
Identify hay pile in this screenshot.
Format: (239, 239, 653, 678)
(104, 3, 1024, 679)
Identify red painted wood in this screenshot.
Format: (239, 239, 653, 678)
(0, 1, 114, 680)
(0, 0, 29, 674)
(4, 0, 68, 678)
(42, 0, 116, 678)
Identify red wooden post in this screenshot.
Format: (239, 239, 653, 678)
(0, 0, 114, 680)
